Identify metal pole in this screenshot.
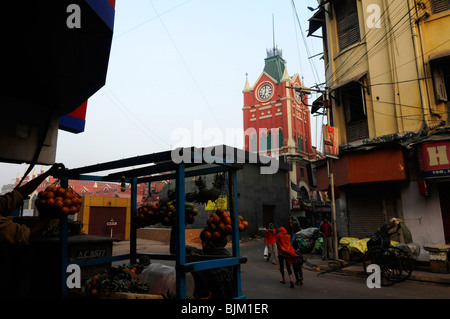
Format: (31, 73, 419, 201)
(130, 177, 137, 264)
(329, 158, 338, 260)
(175, 163, 186, 299)
(60, 176, 69, 298)
(229, 169, 242, 297)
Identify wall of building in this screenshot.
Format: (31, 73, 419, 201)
(237, 163, 290, 232)
(401, 180, 446, 261)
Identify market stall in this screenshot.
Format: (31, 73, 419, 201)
(57, 147, 247, 299)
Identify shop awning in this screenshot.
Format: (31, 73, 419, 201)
(330, 71, 367, 91)
(1, 0, 115, 117)
(307, 7, 325, 37)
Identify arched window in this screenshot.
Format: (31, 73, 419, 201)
(250, 135, 257, 152)
(267, 131, 272, 151)
(277, 130, 283, 149)
(298, 135, 303, 151)
(260, 131, 267, 151)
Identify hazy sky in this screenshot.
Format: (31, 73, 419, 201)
(1, 0, 325, 187)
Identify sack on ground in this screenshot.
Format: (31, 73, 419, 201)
(296, 227, 319, 239)
(140, 263, 195, 297)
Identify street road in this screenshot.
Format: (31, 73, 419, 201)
(239, 240, 450, 299)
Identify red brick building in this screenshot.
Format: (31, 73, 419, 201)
(243, 48, 322, 202)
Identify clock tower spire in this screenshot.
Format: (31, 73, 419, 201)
(242, 48, 320, 200)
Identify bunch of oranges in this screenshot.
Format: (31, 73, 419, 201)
(201, 209, 249, 249)
(135, 202, 161, 228)
(36, 185, 82, 217)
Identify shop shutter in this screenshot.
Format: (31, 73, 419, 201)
(346, 185, 385, 238)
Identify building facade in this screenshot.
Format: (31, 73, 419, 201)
(242, 48, 321, 213)
(308, 0, 450, 261)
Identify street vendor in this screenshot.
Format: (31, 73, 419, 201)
(0, 163, 65, 246)
(0, 163, 64, 298)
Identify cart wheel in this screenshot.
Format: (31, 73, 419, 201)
(363, 247, 402, 286)
(390, 246, 413, 282)
(379, 247, 413, 285)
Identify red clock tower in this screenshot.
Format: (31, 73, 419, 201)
(243, 47, 319, 200)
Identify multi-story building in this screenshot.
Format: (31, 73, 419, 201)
(242, 47, 323, 221)
(308, 0, 450, 261)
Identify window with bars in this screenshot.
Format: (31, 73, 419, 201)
(340, 81, 369, 142)
(335, 0, 361, 51)
(431, 0, 450, 14)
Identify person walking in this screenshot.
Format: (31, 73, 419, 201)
(292, 248, 304, 285)
(319, 217, 333, 260)
(276, 227, 299, 288)
(264, 223, 278, 264)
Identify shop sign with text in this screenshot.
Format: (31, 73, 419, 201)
(419, 141, 450, 178)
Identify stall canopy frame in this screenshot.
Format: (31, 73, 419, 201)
(58, 146, 247, 299)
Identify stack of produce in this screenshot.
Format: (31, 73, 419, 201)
(134, 200, 198, 228)
(84, 263, 149, 296)
(185, 174, 224, 205)
(201, 209, 248, 250)
(35, 185, 82, 217)
(134, 202, 162, 228)
(159, 200, 198, 226)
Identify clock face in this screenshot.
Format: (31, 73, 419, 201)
(258, 83, 273, 100)
(295, 90, 301, 101)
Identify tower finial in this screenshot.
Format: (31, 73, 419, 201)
(272, 13, 276, 56)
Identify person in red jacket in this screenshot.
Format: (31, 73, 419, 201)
(264, 223, 278, 264)
(276, 227, 299, 288)
(319, 217, 333, 260)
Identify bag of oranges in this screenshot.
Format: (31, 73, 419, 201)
(200, 209, 249, 250)
(35, 183, 82, 218)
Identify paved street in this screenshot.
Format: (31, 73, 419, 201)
(240, 239, 450, 299)
(114, 238, 450, 299)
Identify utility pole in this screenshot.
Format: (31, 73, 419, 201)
(328, 158, 338, 260)
(290, 85, 339, 260)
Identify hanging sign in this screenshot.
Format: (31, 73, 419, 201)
(292, 199, 301, 210)
(323, 125, 339, 159)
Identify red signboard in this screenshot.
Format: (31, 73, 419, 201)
(292, 199, 301, 210)
(323, 125, 339, 158)
(106, 218, 117, 228)
(419, 141, 450, 178)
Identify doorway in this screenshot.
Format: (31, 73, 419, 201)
(262, 205, 275, 229)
